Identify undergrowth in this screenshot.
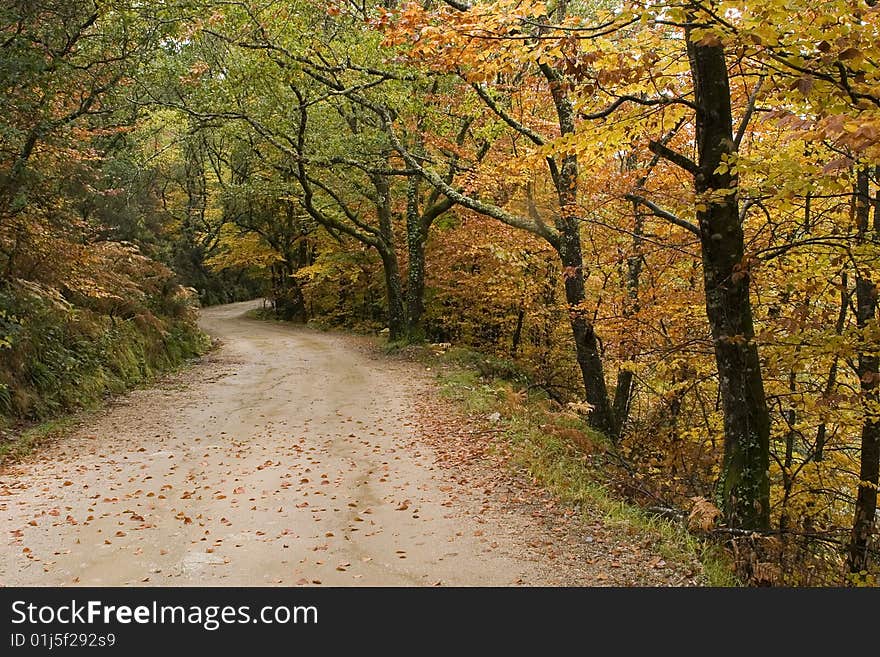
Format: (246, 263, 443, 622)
(0, 284, 210, 460)
(429, 346, 739, 587)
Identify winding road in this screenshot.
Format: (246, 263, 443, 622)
(1, 301, 563, 586)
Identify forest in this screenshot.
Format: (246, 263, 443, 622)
(1, 0, 879, 587)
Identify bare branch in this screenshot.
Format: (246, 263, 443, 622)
(649, 139, 699, 176)
(734, 77, 763, 149)
(625, 194, 701, 236)
(469, 81, 545, 146)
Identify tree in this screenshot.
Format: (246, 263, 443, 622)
(375, 0, 621, 435)
(849, 166, 879, 576)
(642, 6, 771, 529)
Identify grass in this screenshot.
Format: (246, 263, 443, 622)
(0, 335, 214, 467)
(0, 417, 76, 464)
(429, 348, 739, 587)
(244, 307, 279, 322)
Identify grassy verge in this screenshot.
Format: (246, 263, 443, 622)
(425, 347, 738, 587)
(0, 319, 212, 466)
(0, 340, 212, 467)
(243, 307, 277, 322)
(0, 417, 77, 463)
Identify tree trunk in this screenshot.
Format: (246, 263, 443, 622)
(612, 199, 644, 434)
(849, 167, 879, 576)
(371, 171, 408, 341)
(612, 369, 634, 434)
(557, 213, 615, 437)
(405, 175, 427, 339)
(272, 255, 307, 322)
(378, 245, 406, 341)
(541, 58, 615, 437)
(687, 31, 771, 530)
(511, 306, 525, 357)
(816, 273, 849, 462)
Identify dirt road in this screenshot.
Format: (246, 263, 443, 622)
(0, 301, 579, 585)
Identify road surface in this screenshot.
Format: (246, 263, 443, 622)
(0, 301, 570, 585)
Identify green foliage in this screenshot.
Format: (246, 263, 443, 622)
(0, 284, 208, 425)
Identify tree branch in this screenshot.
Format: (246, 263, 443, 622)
(648, 139, 699, 176)
(625, 194, 701, 236)
(468, 81, 545, 146)
(734, 77, 763, 149)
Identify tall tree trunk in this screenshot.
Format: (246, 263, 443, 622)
(371, 172, 408, 341)
(687, 30, 771, 530)
(541, 60, 615, 437)
(405, 175, 427, 338)
(816, 273, 849, 462)
(272, 252, 307, 322)
(557, 210, 615, 437)
(612, 199, 644, 434)
(511, 306, 525, 357)
(378, 244, 406, 341)
(849, 167, 879, 576)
